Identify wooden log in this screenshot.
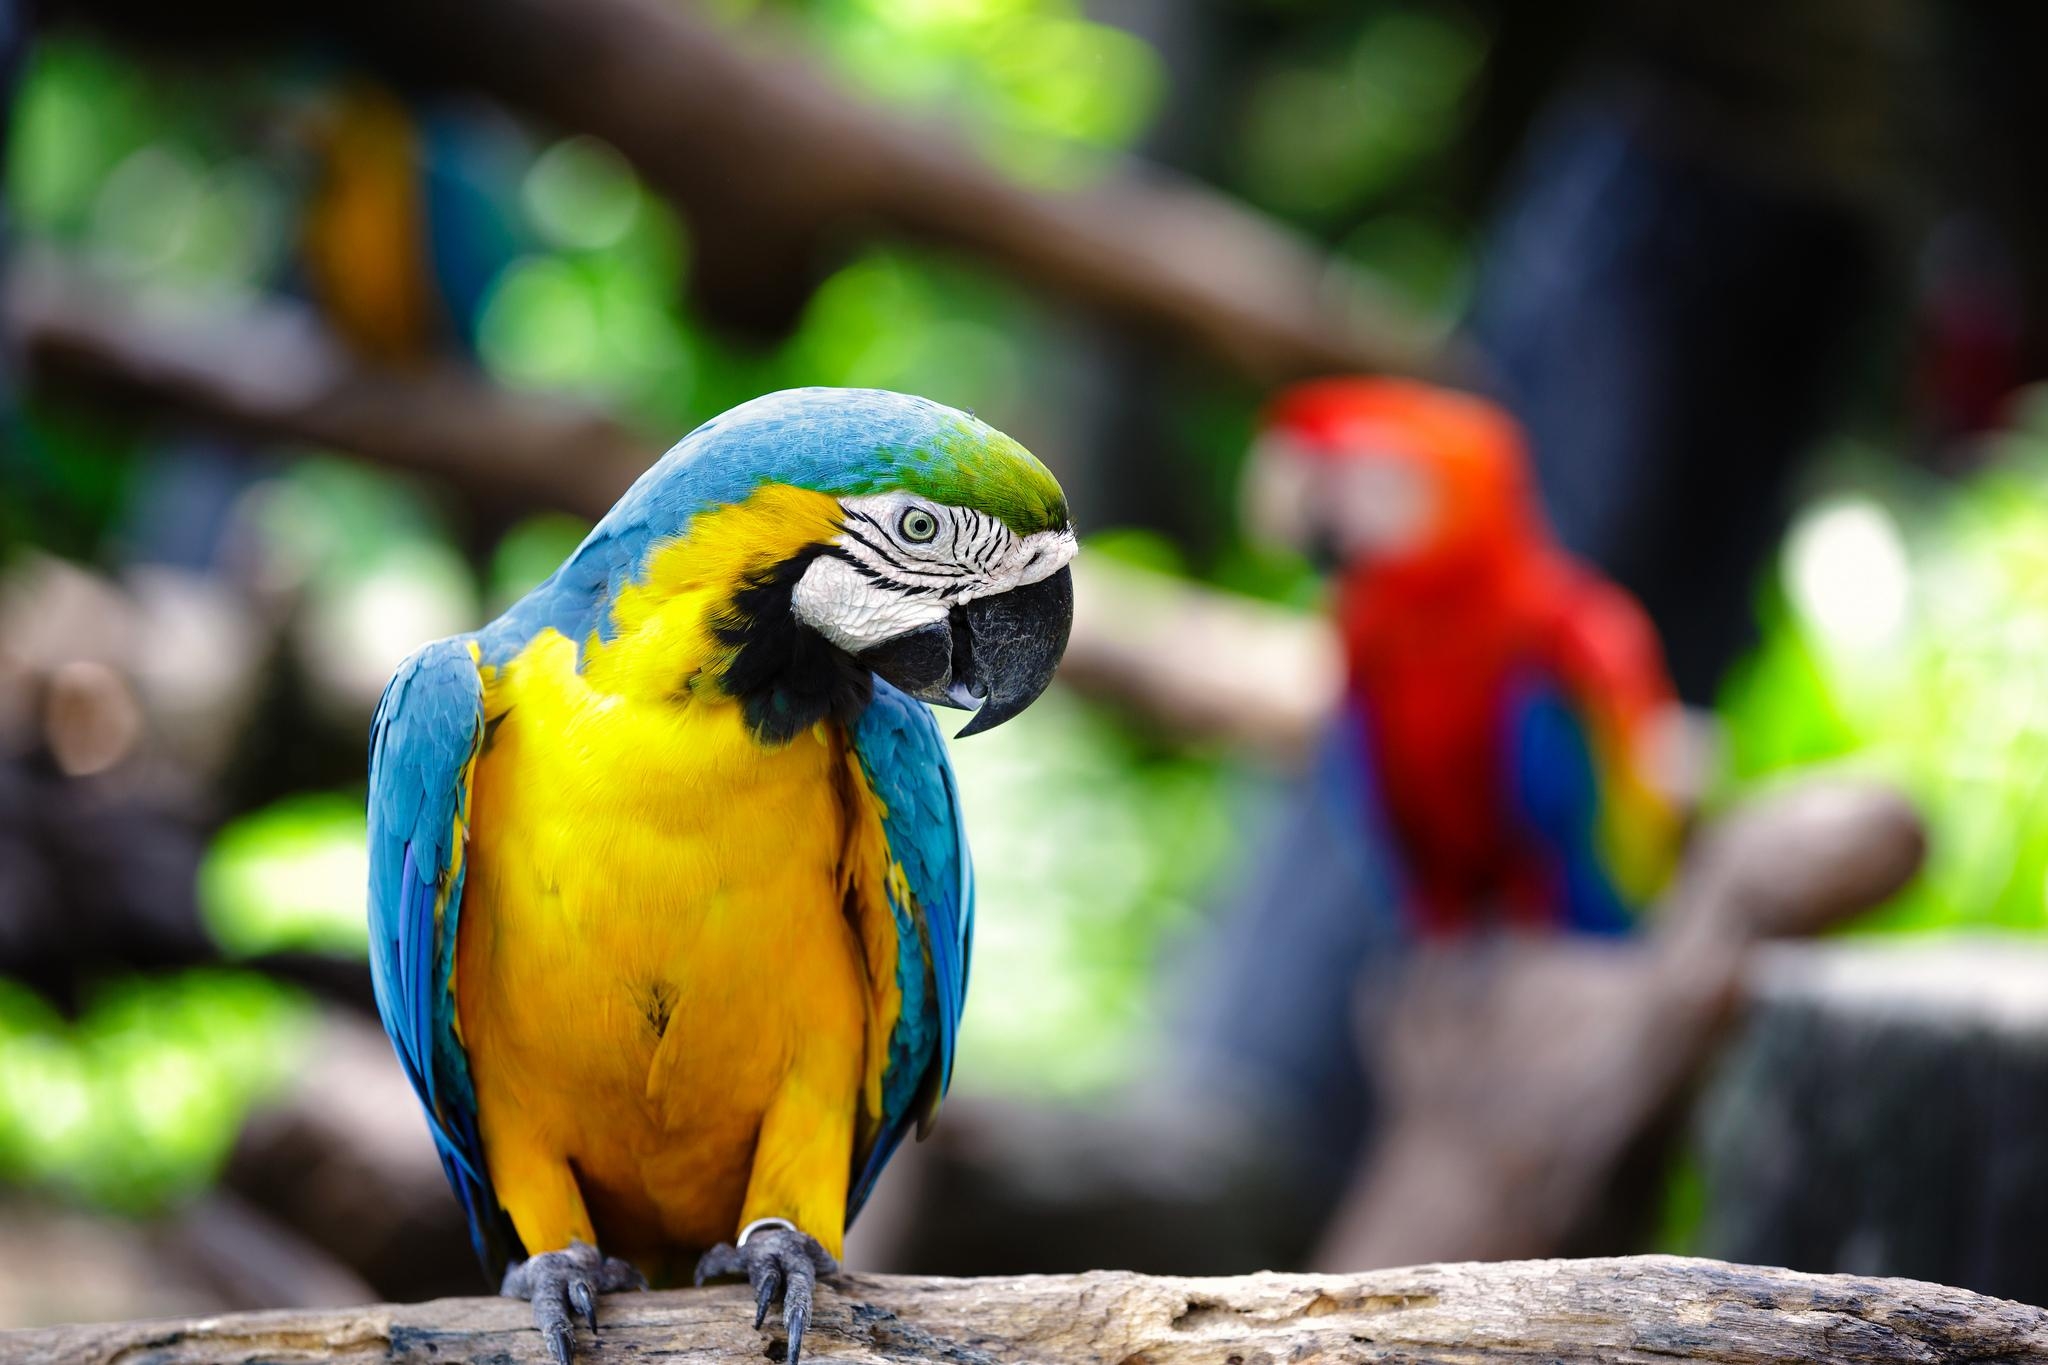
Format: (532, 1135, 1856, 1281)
(1696, 937, 2048, 1307)
(9, 1257, 2045, 1364)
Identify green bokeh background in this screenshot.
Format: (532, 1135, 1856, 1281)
(4, 0, 2040, 1223)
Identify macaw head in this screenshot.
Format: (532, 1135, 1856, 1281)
(781, 396, 1078, 737)
(1246, 377, 1542, 579)
(602, 388, 1076, 739)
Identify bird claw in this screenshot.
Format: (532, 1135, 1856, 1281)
(695, 1225, 838, 1365)
(502, 1240, 647, 1364)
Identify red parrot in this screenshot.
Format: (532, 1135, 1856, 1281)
(1249, 378, 1684, 936)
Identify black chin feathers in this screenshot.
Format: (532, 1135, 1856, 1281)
(712, 546, 872, 745)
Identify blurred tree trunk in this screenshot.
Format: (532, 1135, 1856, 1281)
(1697, 938, 2048, 1306)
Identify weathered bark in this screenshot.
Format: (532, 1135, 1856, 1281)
(1697, 937, 2048, 1307)
(44, 0, 1455, 383)
(10, 1257, 2046, 1364)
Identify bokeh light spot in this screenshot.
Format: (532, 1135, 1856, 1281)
(1783, 498, 1912, 652)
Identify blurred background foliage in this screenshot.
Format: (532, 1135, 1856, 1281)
(0, 0, 2037, 1237)
(2, 0, 1245, 1211)
(0, 973, 309, 1211)
(1721, 387, 2048, 934)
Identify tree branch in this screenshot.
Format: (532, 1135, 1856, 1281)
(4, 260, 649, 522)
(1316, 781, 1927, 1270)
(5, 261, 1337, 754)
(47, 0, 1460, 382)
(11, 1257, 2044, 1364)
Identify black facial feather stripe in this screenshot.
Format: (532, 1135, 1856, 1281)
(843, 540, 970, 589)
(837, 521, 906, 564)
(819, 544, 949, 598)
(821, 545, 900, 588)
(838, 519, 973, 581)
(846, 506, 971, 573)
(712, 545, 873, 744)
(965, 512, 1009, 570)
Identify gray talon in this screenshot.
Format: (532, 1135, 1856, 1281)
(693, 1227, 838, 1365)
(502, 1240, 645, 1363)
(542, 1320, 573, 1365)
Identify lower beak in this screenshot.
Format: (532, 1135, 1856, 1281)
(857, 565, 1073, 737)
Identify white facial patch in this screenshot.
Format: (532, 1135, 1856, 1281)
(1333, 459, 1435, 559)
(1244, 433, 1318, 550)
(791, 492, 1078, 654)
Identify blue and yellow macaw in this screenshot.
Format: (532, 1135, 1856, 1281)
(298, 82, 527, 365)
(367, 389, 1075, 1364)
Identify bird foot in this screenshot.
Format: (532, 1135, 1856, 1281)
(501, 1239, 647, 1365)
(694, 1219, 839, 1365)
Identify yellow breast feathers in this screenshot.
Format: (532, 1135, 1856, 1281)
(454, 484, 904, 1267)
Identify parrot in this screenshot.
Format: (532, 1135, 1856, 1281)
(1246, 377, 1683, 937)
(366, 388, 1075, 1364)
(298, 82, 528, 365)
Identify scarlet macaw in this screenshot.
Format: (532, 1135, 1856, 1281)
(1249, 377, 1681, 936)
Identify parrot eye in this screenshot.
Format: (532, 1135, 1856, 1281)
(899, 508, 940, 543)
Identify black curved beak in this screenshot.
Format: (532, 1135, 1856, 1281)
(1306, 528, 1344, 574)
(857, 565, 1073, 737)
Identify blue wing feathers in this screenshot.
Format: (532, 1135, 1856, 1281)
(844, 681, 973, 1220)
(367, 637, 513, 1271)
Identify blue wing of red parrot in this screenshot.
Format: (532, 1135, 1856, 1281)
(1504, 679, 1634, 935)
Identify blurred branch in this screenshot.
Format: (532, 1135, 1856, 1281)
(1316, 779, 1928, 1270)
(223, 1011, 478, 1302)
(12, 1256, 2045, 1364)
(4, 259, 649, 521)
(1065, 558, 1336, 758)
(6, 260, 1336, 758)
(43, 0, 1460, 382)
(0, 1192, 372, 1328)
(0, 1197, 237, 1326)
(155, 1192, 377, 1312)
(869, 778, 1927, 1279)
